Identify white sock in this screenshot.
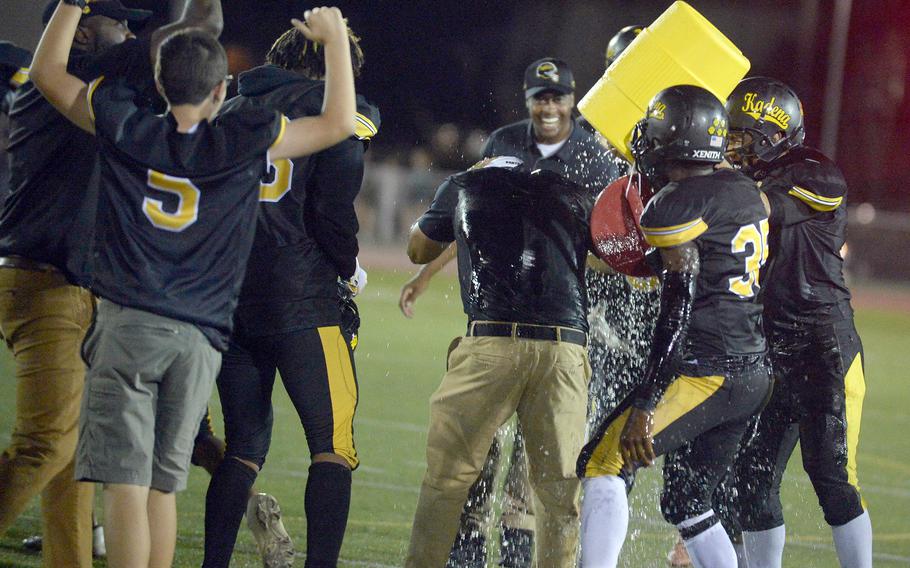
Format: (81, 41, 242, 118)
(679, 511, 737, 568)
(742, 525, 785, 568)
(580, 475, 628, 568)
(733, 541, 747, 567)
(832, 510, 873, 568)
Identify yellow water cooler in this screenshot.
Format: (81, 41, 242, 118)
(579, 1, 751, 161)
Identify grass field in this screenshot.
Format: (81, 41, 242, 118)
(1, 269, 908, 567)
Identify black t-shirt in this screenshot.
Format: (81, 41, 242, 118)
(219, 65, 380, 334)
(755, 146, 853, 328)
(88, 77, 284, 350)
(0, 39, 153, 283)
(640, 169, 768, 357)
(419, 167, 594, 331)
(481, 119, 620, 193)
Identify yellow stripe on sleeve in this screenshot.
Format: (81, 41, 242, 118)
(788, 185, 843, 212)
(354, 112, 378, 140)
(640, 217, 708, 248)
(269, 114, 289, 151)
(86, 76, 105, 123)
(10, 67, 29, 88)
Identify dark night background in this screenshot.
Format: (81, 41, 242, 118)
(3, 0, 910, 211)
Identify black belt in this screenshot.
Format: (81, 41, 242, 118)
(0, 255, 59, 273)
(468, 321, 587, 347)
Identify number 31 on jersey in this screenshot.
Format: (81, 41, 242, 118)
(728, 219, 770, 298)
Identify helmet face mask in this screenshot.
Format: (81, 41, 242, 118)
(725, 77, 806, 173)
(631, 85, 729, 190)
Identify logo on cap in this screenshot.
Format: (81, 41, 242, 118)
(536, 61, 560, 83)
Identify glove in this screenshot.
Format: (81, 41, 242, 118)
(337, 280, 361, 351)
(346, 258, 368, 296)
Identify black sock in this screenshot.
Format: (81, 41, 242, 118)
(202, 458, 258, 568)
(304, 461, 352, 568)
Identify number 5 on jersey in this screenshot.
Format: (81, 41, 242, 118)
(144, 170, 200, 232)
(729, 219, 770, 298)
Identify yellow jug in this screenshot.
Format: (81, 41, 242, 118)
(578, 1, 750, 161)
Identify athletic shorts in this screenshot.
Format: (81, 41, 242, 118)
(76, 301, 221, 492)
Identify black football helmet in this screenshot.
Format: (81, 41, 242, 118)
(630, 85, 729, 190)
(605, 25, 644, 68)
(725, 77, 805, 171)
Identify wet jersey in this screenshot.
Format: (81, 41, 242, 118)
(218, 65, 380, 334)
(640, 169, 768, 357)
(1, 39, 152, 284)
(755, 146, 853, 327)
(481, 119, 620, 193)
(418, 167, 594, 331)
(87, 77, 285, 350)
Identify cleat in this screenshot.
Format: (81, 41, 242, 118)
(667, 536, 692, 567)
(246, 493, 295, 568)
(21, 535, 42, 553)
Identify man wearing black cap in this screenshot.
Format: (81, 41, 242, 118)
(398, 57, 617, 567)
(0, 2, 222, 567)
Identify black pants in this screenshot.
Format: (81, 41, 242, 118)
(733, 318, 866, 529)
(578, 354, 772, 525)
(217, 325, 359, 469)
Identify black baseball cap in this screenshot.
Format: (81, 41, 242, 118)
(42, 1, 153, 27)
(523, 58, 575, 98)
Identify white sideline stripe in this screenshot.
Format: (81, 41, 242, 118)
(357, 416, 427, 433)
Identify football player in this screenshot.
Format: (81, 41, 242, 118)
(201, 22, 379, 568)
(577, 85, 772, 568)
(725, 77, 872, 568)
(30, 3, 355, 566)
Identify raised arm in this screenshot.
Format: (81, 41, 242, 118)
(270, 7, 356, 161)
(152, 0, 223, 58)
(29, 1, 93, 133)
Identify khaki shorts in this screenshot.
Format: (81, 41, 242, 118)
(75, 301, 221, 492)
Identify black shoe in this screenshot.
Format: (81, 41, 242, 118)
(21, 535, 42, 553)
(499, 527, 533, 568)
(446, 531, 486, 568)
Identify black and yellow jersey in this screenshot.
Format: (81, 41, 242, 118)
(218, 65, 380, 335)
(755, 146, 853, 327)
(87, 77, 285, 350)
(640, 169, 768, 357)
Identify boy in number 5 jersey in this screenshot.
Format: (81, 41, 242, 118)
(29, 2, 356, 566)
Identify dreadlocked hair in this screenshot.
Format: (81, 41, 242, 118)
(266, 25, 364, 79)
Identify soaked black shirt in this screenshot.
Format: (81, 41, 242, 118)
(419, 167, 594, 331)
(755, 146, 853, 328)
(481, 119, 620, 193)
(0, 39, 153, 284)
(640, 169, 768, 357)
(89, 77, 284, 350)
(219, 65, 380, 335)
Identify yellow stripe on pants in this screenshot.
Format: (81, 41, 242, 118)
(317, 326, 359, 469)
(584, 374, 725, 477)
(844, 352, 867, 509)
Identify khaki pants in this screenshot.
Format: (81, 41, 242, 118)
(406, 334, 591, 568)
(0, 267, 95, 568)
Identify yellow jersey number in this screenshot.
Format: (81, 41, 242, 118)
(143, 170, 200, 232)
(728, 218, 770, 298)
(259, 159, 294, 202)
